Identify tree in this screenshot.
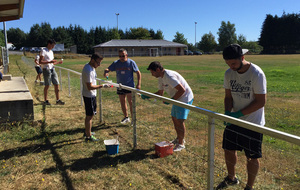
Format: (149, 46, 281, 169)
(173, 31, 188, 45)
(242, 41, 263, 54)
(217, 21, 237, 50)
(7, 28, 27, 49)
(259, 13, 300, 54)
(128, 27, 151, 39)
(53, 26, 73, 48)
(0, 30, 5, 47)
(237, 34, 247, 46)
(198, 32, 217, 52)
(154, 30, 164, 39)
(39, 22, 53, 46)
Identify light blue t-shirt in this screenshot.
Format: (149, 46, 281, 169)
(108, 58, 139, 87)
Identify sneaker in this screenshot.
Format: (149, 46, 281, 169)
(171, 138, 186, 145)
(44, 100, 51, 105)
(216, 176, 240, 190)
(173, 144, 185, 152)
(120, 117, 130, 125)
(244, 185, 253, 190)
(35, 80, 38, 83)
(56, 99, 65, 105)
(83, 131, 96, 138)
(85, 135, 99, 142)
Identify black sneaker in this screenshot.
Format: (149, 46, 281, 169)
(85, 135, 99, 142)
(56, 99, 65, 105)
(244, 185, 254, 190)
(216, 176, 239, 189)
(44, 100, 51, 105)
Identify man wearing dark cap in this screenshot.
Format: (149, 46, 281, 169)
(82, 53, 110, 142)
(216, 44, 267, 190)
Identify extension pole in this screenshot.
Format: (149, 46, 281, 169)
(207, 117, 215, 190)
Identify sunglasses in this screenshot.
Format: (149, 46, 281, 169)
(119, 55, 126, 58)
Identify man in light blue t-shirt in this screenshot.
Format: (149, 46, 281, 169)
(104, 49, 141, 124)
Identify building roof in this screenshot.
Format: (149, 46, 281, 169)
(94, 39, 187, 48)
(0, 0, 25, 22)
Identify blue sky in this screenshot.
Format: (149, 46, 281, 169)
(1, 0, 300, 44)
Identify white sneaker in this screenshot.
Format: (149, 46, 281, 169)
(171, 138, 186, 145)
(173, 144, 185, 152)
(121, 117, 131, 125)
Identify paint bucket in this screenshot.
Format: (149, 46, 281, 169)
(155, 141, 174, 158)
(104, 139, 119, 155)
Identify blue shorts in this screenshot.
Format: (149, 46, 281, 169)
(83, 96, 97, 116)
(35, 66, 42, 74)
(171, 99, 193, 120)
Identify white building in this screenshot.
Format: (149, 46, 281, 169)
(94, 39, 187, 57)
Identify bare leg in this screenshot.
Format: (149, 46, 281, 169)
(224, 149, 238, 180)
(85, 115, 93, 137)
(126, 93, 133, 117)
(246, 157, 260, 188)
(171, 117, 186, 144)
(44, 85, 50, 101)
(119, 94, 128, 118)
(54, 84, 59, 100)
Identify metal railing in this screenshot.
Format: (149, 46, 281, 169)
(55, 65, 300, 190)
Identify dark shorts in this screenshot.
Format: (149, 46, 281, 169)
(222, 124, 263, 158)
(43, 68, 59, 86)
(35, 66, 42, 74)
(83, 96, 97, 116)
(117, 88, 132, 95)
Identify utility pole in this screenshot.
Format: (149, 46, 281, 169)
(116, 13, 120, 31)
(195, 22, 197, 48)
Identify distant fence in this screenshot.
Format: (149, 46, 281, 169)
(54, 65, 300, 190)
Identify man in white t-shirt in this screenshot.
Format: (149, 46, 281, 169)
(82, 53, 111, 142)
(145, 61, 194, 152)
(39, 39, 64, 105)
(216, 44, 267, 190)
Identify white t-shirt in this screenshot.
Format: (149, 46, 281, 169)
(82, 63, 97, 97)
(40, 47, 54, 70)
(35, 54, 40, 68)
(158, 69, 194, 103)
(224, 63, 267, 125)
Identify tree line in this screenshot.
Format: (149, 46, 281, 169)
(259, 13, 300, 54)
(1, 12, 299, 54)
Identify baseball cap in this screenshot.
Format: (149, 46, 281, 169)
(223, 44, 248, 60)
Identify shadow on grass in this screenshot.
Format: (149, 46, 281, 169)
(42, 148, 154, 173)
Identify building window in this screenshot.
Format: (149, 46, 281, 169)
(169, 48, 171, 51)
(109, 48, 112, 52)
(115, 48, 117, 51)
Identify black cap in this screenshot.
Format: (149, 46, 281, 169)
(223, 44, 243, 60)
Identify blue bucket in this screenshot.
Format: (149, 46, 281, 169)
(104, 139, 119, 155)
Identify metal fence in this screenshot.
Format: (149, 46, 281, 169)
(54, 65, 300, 190)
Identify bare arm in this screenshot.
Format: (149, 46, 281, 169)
(240, 94, 266, 115)
(136, 70, 141, 89)
(86, 82, 103, 90)
(104, 69, 110, 78)
(224, 89, 233, 112)
(172, 84, 186, 100)
(154, 90, 164, 96)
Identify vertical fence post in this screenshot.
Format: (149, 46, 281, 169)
(80, 76, 83, 106)
(59, 68, 62, 91)
(132, 92, 137, 149)
(98, 81, 103, 123)
(68, 71, 71, 97)
(207, 116, 215, 190)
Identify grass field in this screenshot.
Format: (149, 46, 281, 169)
(0, 54, 299, 189)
